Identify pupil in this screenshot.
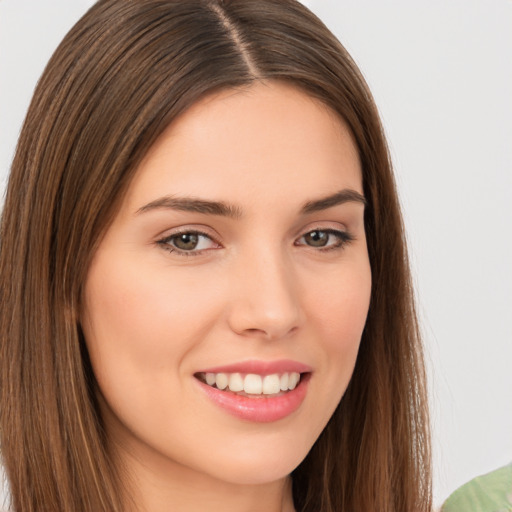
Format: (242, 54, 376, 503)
(306, 231, 328, 247)
(175, 233, 198, 250)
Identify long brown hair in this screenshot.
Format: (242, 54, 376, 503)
(0, 1, 431, 510)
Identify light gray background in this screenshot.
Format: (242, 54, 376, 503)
(1, 0, 511, 508)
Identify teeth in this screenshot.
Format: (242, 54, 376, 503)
(228, 373, 244, 392)
(215, 373, 228, 390)
(279, 373, 289, 391)
(244, 374, 262, 394)
(288, 372, 299, 390)
(263, 374, 281, 394)
(202, 371, 302, 395)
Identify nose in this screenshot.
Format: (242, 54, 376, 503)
(227, 247, 303, 341)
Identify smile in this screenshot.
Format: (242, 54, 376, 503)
(194, 361, 312, 422)
(196, 371, 301, 396)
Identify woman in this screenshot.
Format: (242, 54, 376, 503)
(0, 1, 431, 511)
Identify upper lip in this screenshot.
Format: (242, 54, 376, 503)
(196, 359, 312, 375)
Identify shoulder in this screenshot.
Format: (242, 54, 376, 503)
(442, 463, 512, 512)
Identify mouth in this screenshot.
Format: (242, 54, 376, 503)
(194, 371, 304, 398)
(193, 362, 311, 422)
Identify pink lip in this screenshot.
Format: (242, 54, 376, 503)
(196, 359, 312, 375)
(194, 360, 312, 423)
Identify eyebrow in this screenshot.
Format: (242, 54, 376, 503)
(136, 189, 366, 218)
(300, 189, 366, 214)
(136, 196, 243, 218)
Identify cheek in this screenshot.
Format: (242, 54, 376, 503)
(80, 255, 224, 427)
(306, 261, 371, 415)
(313, 262, 371, 347)
(82, 255, 220, 359)
(80, 254, 226, 435)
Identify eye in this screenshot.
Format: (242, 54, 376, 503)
(296, 228, 353, 250)
(158, 230, 220, 255)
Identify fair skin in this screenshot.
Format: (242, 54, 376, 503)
(81, 81, 371, 512)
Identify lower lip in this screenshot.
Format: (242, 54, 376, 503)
(196, 374, 310, 423)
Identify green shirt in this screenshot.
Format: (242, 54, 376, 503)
(442, 463, 512, 512)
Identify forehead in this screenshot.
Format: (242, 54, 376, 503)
(124, 81, 362, 212)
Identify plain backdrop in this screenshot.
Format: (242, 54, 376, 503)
(1, 0, 511, 508)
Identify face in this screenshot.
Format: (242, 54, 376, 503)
(82, 82, 371, 488)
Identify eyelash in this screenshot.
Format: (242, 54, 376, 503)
(157, 229, 218, 257)
(295, 228, 354, 251)
(157, 228, 354, 257)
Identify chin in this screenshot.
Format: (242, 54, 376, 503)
(197, 434, 313, 486)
